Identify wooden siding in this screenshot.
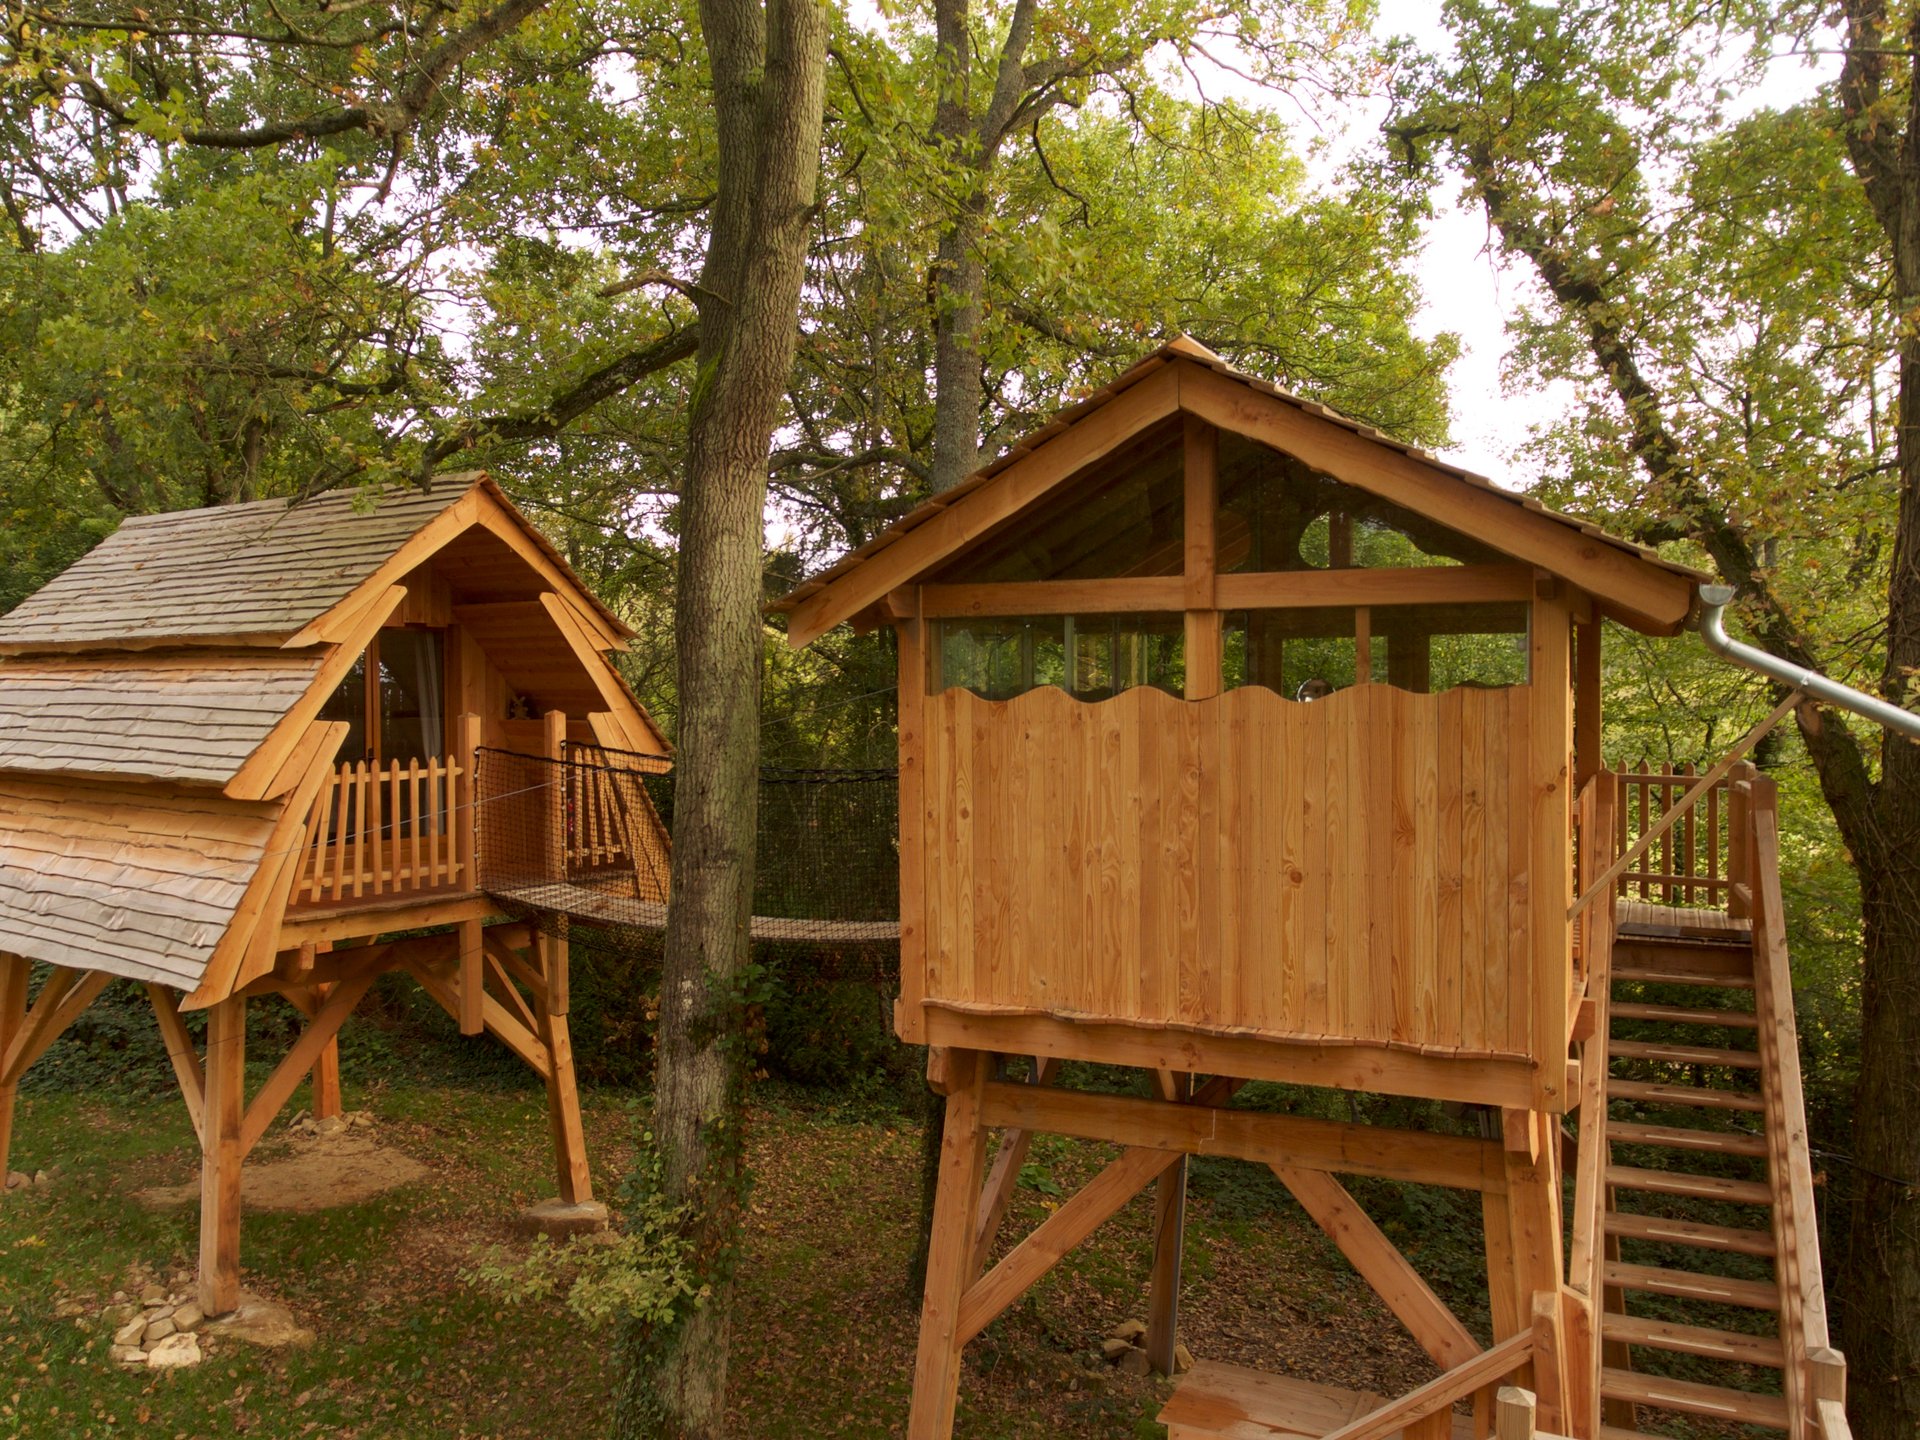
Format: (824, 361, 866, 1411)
(918, 683, 1546, 1062)
(0, 650, 323, 786)
(0, 774, 280, 988)
(0, 477, 477, 650)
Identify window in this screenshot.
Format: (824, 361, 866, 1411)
(318, 629, 447, 762)
(1223, 602, 1528, 697)
(934, 614, 1184, 700)
(1215, 432, 1507, 573)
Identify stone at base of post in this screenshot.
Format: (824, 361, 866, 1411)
(512, 1197, 610, 1240)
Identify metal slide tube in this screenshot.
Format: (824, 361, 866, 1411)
(1696, 584, 1920, 741)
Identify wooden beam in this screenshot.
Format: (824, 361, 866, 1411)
(1495, 1386, 1537, 1440)
(894, 604, 930, 1044)
(537, 997, 592, 1205)
(1316, 1331, 1535, 1440)
(1179, 365, 1696, 633)
(538, 593, 668, 757)
(281, 489, 482, 648)
(790, 361, 1183, 647)
(1184, 416, 1221, 703)
(958, 1143, 1176, 1346)
(1, 968, 112, 1087)
(0, 955, 27, 1184)
(274, 893, 507, 950)
(907, 1050, 992, 1440)
(199, 994, 246, 1316)
(917, 576, 1185, 620)
(458, 917, 484, 1036)
(239, 970, 380, 1154)
(1273, 1165, 1481, 1369)
(285, 983, 343, 1121)
(1148, 1071, 1193, 1373)
(230, 589, 407, 801)
(977, 1082, 1506, 1191)
(406, 955, 551, 1078)
(922, 1007, 1542, 1110)
(968, 1058, 1062, 1276)
(149, 983, 206, 1148)
(1214, 564, 1534, 612)
(1574, 620, 1602, 789)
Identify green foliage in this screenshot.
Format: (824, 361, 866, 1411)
(464, 1133, 705, 1332)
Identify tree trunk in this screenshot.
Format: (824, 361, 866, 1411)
(610, 2, 827, 1435)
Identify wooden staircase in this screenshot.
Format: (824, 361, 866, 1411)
(1598, 929, 1793, 1437)
(1566, 766, 1848, 1440)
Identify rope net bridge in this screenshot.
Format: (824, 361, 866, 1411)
(474, 744, 901, 970)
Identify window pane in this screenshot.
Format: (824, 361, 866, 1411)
(1223, 609, 1359, 698)
(1217, 431, 1508, 572)
(931, 421, 1186, 582)
(318, 653, 369, 760)
(377, 630, 446, 763)
(934, 613, 1183, 699)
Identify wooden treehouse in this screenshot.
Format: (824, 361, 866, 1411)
(778, 339, 1848, 1440)
(0, 474, 673, 1315)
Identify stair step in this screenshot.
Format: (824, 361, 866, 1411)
(1605, 1210, 1777, 1257)
(1610, 1038, 1762, 1068)
(1603, 1260, 1782, 1310)
(1611, 1000, 1759, 1028)
(1608, 1078, 1766, 1113)
(1613, 964, 1754, 990)
(1607, 1120, 1769, 1158)
(1599, 1367, 1790, 1428)
(1607, 1164, 1773, 1206)
(1602, 1311, 1786, 1366)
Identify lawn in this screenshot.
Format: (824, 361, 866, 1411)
(0, 1040, 1450, 1439)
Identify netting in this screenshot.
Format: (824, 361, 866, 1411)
(474, 745, 900, 975)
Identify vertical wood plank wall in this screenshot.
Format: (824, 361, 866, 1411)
(919, 682, 1543, 1061)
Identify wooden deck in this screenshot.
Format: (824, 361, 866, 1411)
(491, 881, 900, 944)
(1613, 899, 1753, 942)
(1159, 1361, 1476, 1440)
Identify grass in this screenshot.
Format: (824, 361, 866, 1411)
(0, 1051, 1452, 1439)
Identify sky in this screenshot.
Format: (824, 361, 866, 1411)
(1341, 4, 1835, 482)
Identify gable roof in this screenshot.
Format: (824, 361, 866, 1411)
(0, 473, 630, 653)
(775, 337, 1708, 642)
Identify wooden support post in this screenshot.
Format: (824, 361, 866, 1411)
(1499, 1108, 1568, 1434)
(1574, 619, 1602, 789)
(534, 933, 591, 1205)
(287, 982, 343, 1120)
(1147, 1070, 1191, 1375)
(907, 1049, 990, 1440)
(458, 917, 484, 1036)
(539, 929, 569, 1018)
(199, 994, 247, 1316)
(0, 955, 26, 1185)
(1494, 1386, 1536, 1440)
(1183, 416, 1221, 701)
(149, 983, 207, 1147)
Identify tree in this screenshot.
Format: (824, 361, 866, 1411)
(1389, 5, 1918, 1433)
(608, 1, 828, 1436)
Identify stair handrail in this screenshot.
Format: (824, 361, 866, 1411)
(1744, 774, 1844, 1440)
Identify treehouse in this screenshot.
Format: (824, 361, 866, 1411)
(778, 340, 1847, 1440)
(0, 474, 673, 1316)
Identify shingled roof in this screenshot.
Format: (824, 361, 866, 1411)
(0, 474, 627, 652)
(775, 336, 1707, 636)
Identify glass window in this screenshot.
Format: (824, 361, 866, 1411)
(931, 421, 1186, 583)
(316, 630, 447, 763)
(377, 629, 446, 764)
(1223, 610, 1360, 698)
(934, 613, 1184, 700)
(318, 653, 369, 760)
(1216, 431, 1508, 572)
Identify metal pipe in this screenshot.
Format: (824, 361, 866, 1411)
(1696, 584, 1920, 740)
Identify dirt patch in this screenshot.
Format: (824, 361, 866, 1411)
(134, 1131, 429, 1213)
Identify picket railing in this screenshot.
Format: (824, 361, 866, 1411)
(288, 717, 480, 909)
(1613, 760, 1752, 912)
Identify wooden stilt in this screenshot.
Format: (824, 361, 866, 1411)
(149, 984, 206, 1147)
(907, 1048, 990, 1440)
(457, 918, 484, 1036)
(534, 933, 591, 1204)
(1147, 1070, 1191, 1375)
(1500, 1109, 1568, 1434)
(199, 993, 247, 1316)
(285, 983, 343, 1120)
(0, 955, 28, 1185)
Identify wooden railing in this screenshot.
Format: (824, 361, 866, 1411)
(289, 716, 480, 910)
(1746, 774, 1850, 1440)
(1613, 760, 1752, 912)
